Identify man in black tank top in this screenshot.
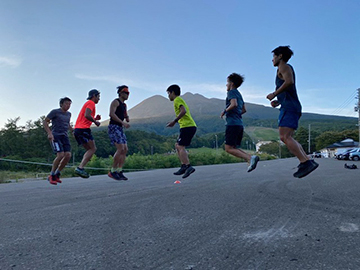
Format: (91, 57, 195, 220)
(266, 46, 318, 178)
(107, 85, 130, 180)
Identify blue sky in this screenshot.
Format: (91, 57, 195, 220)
(0, 0, 359, 129)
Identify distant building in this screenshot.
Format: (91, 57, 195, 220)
(321, 138, 359, 158)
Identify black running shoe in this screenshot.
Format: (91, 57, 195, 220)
(108, 171, 121, 180)
(182, 165, 195, 179)
(117, 171, 128, 181)
(293, 160, 319, 178)
(173, 164, 187, 175)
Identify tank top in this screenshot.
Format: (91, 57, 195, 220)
(275, 64, 302, 113)
(109, 99, 127, 126)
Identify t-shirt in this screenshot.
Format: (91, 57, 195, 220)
(109, 98, 128, 126)
(75, 100, 96, 129)
(46, 108, 71, 136)
(173, 96, 196, 129)
(225, 89, 244, 126)
(275, 64, 302, 113)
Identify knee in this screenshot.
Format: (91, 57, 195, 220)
(65, 152, 71, 159)
(57, 152, 65, 159)
(279, 135, 288, 143)
(224, 145, 232, 153)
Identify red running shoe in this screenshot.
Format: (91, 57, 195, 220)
(48, 175, 57, 185)
(54, 173, 62, 183)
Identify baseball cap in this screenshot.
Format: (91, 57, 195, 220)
(117, 85, 129, 94)
(87, 89, 100, 100)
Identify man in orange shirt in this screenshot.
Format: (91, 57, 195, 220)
(73, 89, 101, 178)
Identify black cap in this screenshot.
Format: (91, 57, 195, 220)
(87, 89, 100, 100)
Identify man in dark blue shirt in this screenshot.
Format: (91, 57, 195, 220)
(267, 46, 318, 178)
(221, 73, 259, 173)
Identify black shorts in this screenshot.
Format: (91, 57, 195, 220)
(225, 125, 244, 147)
(51, 135, 71, 153)
(74, 128, 94, 146)
(177, 126, 197, 146)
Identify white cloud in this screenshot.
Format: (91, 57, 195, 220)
(0, 56, 22, 68)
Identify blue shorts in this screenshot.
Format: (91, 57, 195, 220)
(108, 124, 127, 145)
(278, 110, 301, 130)
(225, 125, 244, 147)
(74, 128, 94, 145)
(51, 135, 71, 153)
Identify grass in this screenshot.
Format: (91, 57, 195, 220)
(245, 126, 279, 141)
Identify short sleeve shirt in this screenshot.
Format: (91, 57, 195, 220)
(225, 89, 244, 126)
(75, 100, 96, 129)
(46, 108, 71, 136)
(173, 96, 196, 129)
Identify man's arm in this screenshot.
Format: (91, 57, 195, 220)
(167, 105, 186, 127)
(85, 108, 100, 127)
(220, 99, 237, 118)
(267, 64, 294, 100)
(241, 103, 247, 115)
(43, 117, 54, 141)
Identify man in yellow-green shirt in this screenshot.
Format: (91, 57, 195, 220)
(166, 84, 197, 178)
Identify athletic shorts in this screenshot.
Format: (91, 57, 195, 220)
(51, 135, 71, 153)
(177, 126, 197, 146)
(278, 110, 301, 130)
(74, 128, 94, 146)
(108, 124, 127, 145)
(225, 125, 244, 147)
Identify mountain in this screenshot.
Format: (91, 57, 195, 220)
(99, 93, 357, 137)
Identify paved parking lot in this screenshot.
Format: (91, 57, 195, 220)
(1, 158, 359, 270)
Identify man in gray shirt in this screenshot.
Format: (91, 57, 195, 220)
(43, 97, 73, 185)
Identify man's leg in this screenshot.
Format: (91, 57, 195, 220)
(279, 127, 308, 163)
(79, 140, 97, 169)
(225, 144, 251, 163)
(51, 152, 65, 173)
(57, 152, 71, 172)
(176, 143, 190, 165)
(113, 143, 128, 168)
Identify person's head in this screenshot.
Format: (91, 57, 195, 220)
(117, 85, 130, 101)
(227, 73, 244, 91)
(59, 97, 72, 111)
(166, 84, 181, 101)
(272, 46, 293, 66)
(87, 89, 100, 104)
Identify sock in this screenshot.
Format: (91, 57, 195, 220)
(55, 170, 60, 176)
(77, 167, 83, 170)
(51, 171, 56, 176)
(116, 167, 122, 172)
(111, 167, 117, 173)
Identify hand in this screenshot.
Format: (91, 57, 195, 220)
(47, 133, 54, 141)
(220, 111, 225, 119)
(125, 116, 130, 122)
(166, 121, 176, 127)
(266, 92, 276, 101)
(95, 114, 101, 120)
(271, 100, 280, 108)
(94, 121, 101, 127)
(123, 122, 130, 129)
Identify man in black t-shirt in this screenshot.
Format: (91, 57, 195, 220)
(107, 85, 130, 180)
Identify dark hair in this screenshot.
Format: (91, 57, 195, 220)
(227, 73, 244, 88)
(117, 85, 128, 93)
(166, 84, 181, 96)
(59, 97, 72, 107)
(272, 46, 294, 62)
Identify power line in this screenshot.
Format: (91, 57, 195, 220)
(331, 90, 357, 115)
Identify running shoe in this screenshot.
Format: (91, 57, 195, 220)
(247, 155, 260, 172)
(48, 175, 57, 185)
(117, 171, 128, 181)
(293, 160, 319, 178)
(182, 165, 195, 179)
(173, 164, 187, 175)
(74, 167, 90, 178)
(55, 173, 62, 183)
(108, 171, 121, 180)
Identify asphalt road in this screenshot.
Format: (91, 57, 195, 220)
(1, 158, 360, 270)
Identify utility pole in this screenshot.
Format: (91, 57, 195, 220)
(308, 124, 311, 154)
(356, 88, 360, 145)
